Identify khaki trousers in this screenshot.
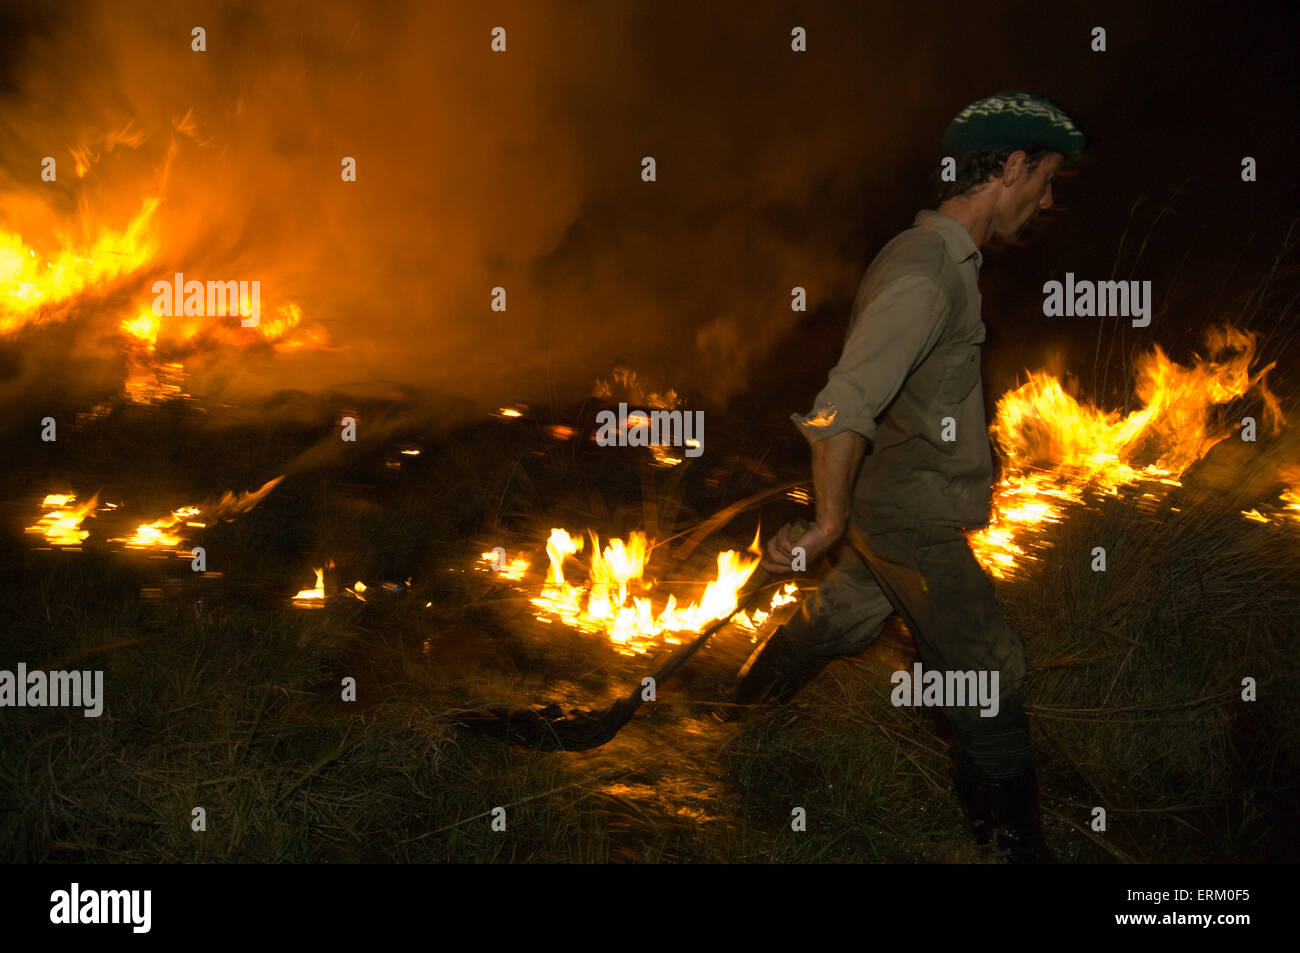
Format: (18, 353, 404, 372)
(783, 519, 1034, 777)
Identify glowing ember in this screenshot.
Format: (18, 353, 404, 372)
(733, 581, 800, 637)
(475, 551, 529, 582)
(968, 326, 1289, 578)
(345, 578, 412, 601)
(589, 409, 694, 469)
(800, 407, 837, 428)
(592, 368, 691, 468)
(26, 493, 100, 546)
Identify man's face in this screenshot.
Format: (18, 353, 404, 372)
(992, 151, 1064, 238)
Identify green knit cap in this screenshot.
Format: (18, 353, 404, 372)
(942, 90, 1086, 159)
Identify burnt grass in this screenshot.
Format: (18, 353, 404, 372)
(1, 388, 1298, 864)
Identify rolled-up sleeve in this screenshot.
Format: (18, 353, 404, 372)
(792, 272, 948, 444)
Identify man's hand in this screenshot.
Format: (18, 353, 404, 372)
(760, 519, 844, 574)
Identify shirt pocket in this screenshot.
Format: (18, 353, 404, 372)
(940, 343, 982, 406)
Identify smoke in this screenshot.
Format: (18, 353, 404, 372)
(28, 1, 1253, 418)
(0, 0, 971, 414)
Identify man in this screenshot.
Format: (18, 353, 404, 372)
(740, 91, 1086, 863)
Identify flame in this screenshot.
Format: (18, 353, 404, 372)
(112, 506, 202, 550)
(121, 307, 160, 345)
(293, 567, 326, 606)
(199, 476, 285, 522)
(525, 527, 764, 655)
(733, 581, 800, 636)
(475, 551, 530, 581)
(1283, 486, 1300, 516)
(1243, 465, 1300, 525)
(592, 367, 688, 467)
(108, 476, 283, 552)
(594, 366, 681, 411)
(968, 326, 1291, 578)
(589, 408, 692, 469)
(2, 191, 327, 403)
(26, 493, 101, 546)
(1, 198, 160, 328)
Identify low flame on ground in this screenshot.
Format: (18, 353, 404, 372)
(731, 581, 799, 639)
(968, 327, 1294, 579)
(107, 475, 285, 552)
(111, 506, 203, 550)
(473, 526, 795, 656)
(475, 551, 530, 582)
(291, 565, 409, 606)
(293, 567, 326, 607)
(24, 476, 284, 554)
(26, 493, 101, 547)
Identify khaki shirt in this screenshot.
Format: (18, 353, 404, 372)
(792, 209, 993, 532)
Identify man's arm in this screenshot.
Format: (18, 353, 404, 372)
(764, 271, 948, 573)
(763, 429, 866, 571)
(810, 428, 868, 536)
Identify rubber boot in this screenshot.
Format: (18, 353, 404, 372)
(732, 625, 834, 711)
(954, 752, 1054, 863)
(993, 767, 1055, 864)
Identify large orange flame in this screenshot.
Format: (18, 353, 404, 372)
(2, 190, 326, 403)
(969, 326, 1291, 578)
